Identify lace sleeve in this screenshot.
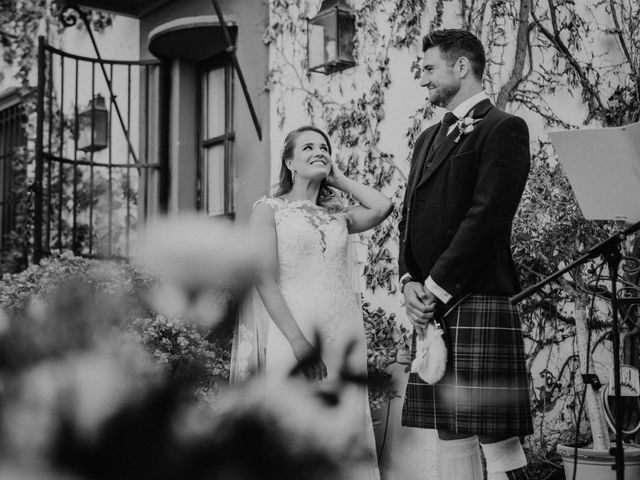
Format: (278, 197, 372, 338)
(253, 196, 280, 210)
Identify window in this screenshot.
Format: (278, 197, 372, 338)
(198, 56, 234, 217)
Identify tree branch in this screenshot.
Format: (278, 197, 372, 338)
(531, 1, 607, 119)
(496, 0, 531, 109)
(608, 0, 639, 87)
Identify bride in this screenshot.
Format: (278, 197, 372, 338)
(232, 125, 392, 478)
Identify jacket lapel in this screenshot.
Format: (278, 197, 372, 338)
(416, 99, 494, 189)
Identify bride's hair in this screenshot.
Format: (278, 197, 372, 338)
(274, 125, 344, 212)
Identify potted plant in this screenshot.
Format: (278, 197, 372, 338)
(362, 301, 410, 449)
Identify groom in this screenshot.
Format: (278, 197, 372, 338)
(398, 29, 533, 480)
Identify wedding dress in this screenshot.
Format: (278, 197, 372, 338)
(231, 196, 380, 479)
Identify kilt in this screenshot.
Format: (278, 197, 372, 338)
(402, 294, 533, 437)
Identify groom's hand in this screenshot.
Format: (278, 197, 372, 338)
(403, 281, 437, 332)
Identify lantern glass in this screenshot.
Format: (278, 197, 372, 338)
(77, 94, 109, 152)
(307, 0, 356, 74)
(308, 11, 333, 69)
(336, 10, 355, 63)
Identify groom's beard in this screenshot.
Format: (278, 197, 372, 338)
(429, 81, 460, 108)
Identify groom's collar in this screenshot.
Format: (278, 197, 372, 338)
(450, 91, 490, 119)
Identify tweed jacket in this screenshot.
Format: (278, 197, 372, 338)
(398, 98, 530, 300)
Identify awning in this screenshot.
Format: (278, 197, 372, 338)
(148, 16, 237, 63)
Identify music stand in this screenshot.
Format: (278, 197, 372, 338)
(511, 122, 640, 480)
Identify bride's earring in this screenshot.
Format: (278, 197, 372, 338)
(291, 169, 296, 184)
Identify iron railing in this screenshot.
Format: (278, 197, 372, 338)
(34, 34, 168, 261)
(0, 100, 26, 255)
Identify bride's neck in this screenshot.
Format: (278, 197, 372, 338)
(286, 180, 321, 203)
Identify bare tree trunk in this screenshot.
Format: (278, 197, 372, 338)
(574, 293, 610, 450)
(496, 0, 531, 110)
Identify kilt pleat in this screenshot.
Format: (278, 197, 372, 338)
(401, 294, 534, 437)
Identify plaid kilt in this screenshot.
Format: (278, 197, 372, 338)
(402, 294, 534, 437)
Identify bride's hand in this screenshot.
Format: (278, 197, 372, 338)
(325, 159, 349, 190)
(291, 337, 328, 381)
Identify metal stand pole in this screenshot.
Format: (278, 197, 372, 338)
(604, 247, 625, 480)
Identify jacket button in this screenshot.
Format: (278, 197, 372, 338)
(456, 284, 461, 289)
(426, 161, 432, 167)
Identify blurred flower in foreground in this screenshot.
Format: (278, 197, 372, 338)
(0, 225, 372, 480)
(176, 376, 374, 480)
(0, 341, 158, 478)
(135, 215, 265, 328)
(1, 356, 370, 480)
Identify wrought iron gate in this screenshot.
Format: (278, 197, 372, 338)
(0, 97, 26, 256)
(34, 36, 169, 262)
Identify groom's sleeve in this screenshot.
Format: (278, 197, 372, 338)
(428, 115, 530, 297)
(398, 131, 429, 280)
(398, 191, 409, 279)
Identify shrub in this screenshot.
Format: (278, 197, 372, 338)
(363, 301, 410, 411)
(0, 253, 232, 396)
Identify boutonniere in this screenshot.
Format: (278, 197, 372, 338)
(454, 116, 482, 143)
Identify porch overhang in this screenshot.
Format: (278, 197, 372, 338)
(148, 16, 237, 62)
(66, 0, 173, 18)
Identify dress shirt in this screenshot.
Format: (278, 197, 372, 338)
(447, 91, 490, 135)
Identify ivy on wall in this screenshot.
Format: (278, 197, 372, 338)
(266, 0, 640, 463)
(480, 0, 640, 453)
(0, 0, 111, 86)
(266, 0, 428, 294)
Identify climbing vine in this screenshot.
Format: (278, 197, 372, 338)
(267, 0, 640, 462)
(0, 0, 112, 86)
(266, 0, 428, 294)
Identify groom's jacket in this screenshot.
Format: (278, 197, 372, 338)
(399, 98, 530, 300)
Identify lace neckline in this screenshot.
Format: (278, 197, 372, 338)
(276, 196, 321, 209)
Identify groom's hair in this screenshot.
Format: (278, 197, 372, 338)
(422, 29, 486, 80)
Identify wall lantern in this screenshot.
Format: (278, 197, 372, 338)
(77, 94, 108, 152)
(307, 0, 356, 74)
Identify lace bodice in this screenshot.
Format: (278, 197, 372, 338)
(257, 196, 360, 344)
